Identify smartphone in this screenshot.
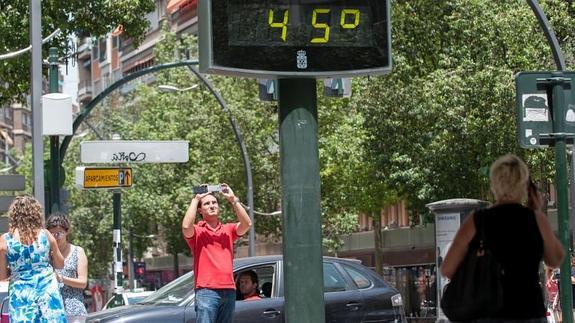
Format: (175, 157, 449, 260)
(528, 178, 537, 193)
(192, 185, 222, 194)
(221, 184, 230, 194)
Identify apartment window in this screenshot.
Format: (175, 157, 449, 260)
(147, 7, 160, 32)
(22, 113, 31, 131)
(92, 41, 99, 60)
(99, 38, 107, 62)
(94, 80, 102, 96)
(112, 69, 123, 83)
(101, 73, 110, 90)
(158, 0, 166, 19)
(3, 107, 12, 121)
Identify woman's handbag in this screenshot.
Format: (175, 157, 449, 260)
(440, 210, 504, 321)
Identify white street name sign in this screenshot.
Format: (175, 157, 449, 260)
(81, 140, 189, 163)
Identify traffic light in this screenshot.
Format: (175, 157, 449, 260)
(134, 262, 146, 280)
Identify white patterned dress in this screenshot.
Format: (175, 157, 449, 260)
(56, 245, 87, 318)
(4, 230, 66, 322)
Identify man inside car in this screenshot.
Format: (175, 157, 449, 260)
(238, 270, 261, 301)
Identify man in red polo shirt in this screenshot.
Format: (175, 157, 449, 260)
(182, 183, 251, 323)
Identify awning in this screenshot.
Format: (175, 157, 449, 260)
(167, 0, 197, 14)
(111, 25, 124, 37)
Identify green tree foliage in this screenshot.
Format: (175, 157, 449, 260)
(54, 23, 372, 274)
(0, 0, 155, 103)
(14, 1, 574, 276)
(361, 0, 574, 217)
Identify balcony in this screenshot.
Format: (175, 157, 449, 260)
(78, 80, 93, 103)
(77, 38, 92, 61)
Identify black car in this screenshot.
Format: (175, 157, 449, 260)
(87, 255, 406, 323)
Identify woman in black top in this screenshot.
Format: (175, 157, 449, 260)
(441, 154, 564, 321)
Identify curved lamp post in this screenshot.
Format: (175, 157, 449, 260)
(58, 60, 256, 257)
(159, 68, 256, 257)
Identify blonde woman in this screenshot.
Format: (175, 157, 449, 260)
(0, 195, 66, 322)
(441, 154, 564, 321)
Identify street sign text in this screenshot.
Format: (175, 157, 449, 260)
(80, 141, 189, 163)
(76, 167, 133, 189)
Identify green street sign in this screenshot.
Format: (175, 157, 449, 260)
(515, 72, 575, 148)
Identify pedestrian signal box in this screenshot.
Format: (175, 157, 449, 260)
(134, 262, 146, 280)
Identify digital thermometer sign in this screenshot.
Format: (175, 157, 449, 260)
(199, 0, 391, 78)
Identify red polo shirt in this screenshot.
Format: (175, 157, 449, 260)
(185, 221, 240, 289)
(243, 295, 262, 301)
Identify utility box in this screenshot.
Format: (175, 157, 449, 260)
(426, 198, 490, 323)
(42, 93, 73, 135)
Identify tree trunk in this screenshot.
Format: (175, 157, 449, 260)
(173, 252, 180, 278)
(373, 211, 383, 276)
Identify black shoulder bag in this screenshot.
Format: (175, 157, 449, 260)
(440, 210, 504, 321)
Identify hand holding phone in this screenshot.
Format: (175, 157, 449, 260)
(527, 178, 542, 211)
(219, 183, 235, 201)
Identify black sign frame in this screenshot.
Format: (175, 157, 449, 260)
(199, 0, 392, 78)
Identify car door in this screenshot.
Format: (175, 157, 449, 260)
(234, 264, 284, 323)
(323, 262, 365, 323)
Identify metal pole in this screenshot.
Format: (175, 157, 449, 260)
(185, 66, 256, 257)
(553, 74, 573, 323)
(112, 191, 123, 294)
(558, 140, 573, 323)
(571, 148, 575, 246)
(539, 73, 574, 323)
(128, 229, 135, 290)
(30, 0, 44, 208)
(48, 47, 60, 214)
(278, 78, 325, 323)
(525, 2, 574, 321)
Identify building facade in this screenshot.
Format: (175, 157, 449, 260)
(0, 102, 32, 167)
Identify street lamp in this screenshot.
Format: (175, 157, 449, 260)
(159, 71, 256, 258)
(158, 84, 198, 92)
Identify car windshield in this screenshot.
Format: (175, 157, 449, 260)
(139, 272, 195, 305)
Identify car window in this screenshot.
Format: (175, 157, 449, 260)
(235, 265, 276, 300)
(323, 263, 347, 293)
(342, 264, 373, 289)
(127, 295, 149, 305)
(103, 294, 125, 309)
(140, 271, 195, 305)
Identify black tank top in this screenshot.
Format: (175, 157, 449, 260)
(477, 204, 545, 319)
